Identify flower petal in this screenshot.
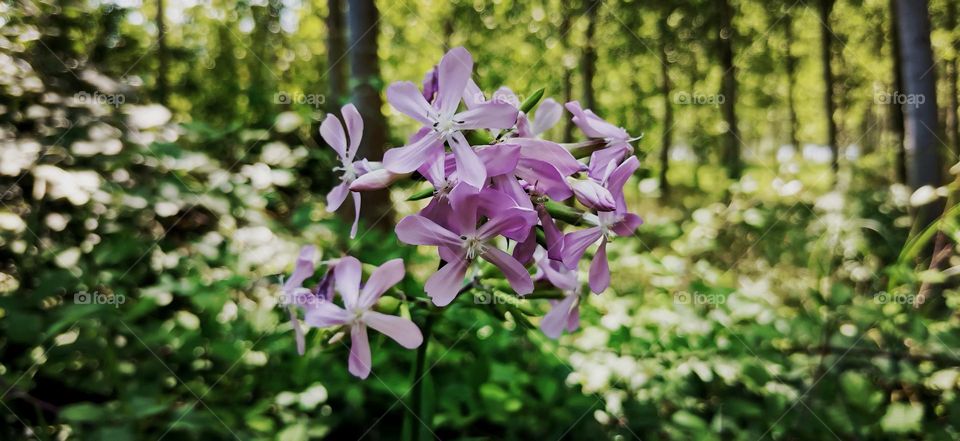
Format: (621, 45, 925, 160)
(515, 158, 573, 201)
(395, 215, 463, 249)
(335, 256, 362, 309)
(341, 103, 364, 161)
(437, 47, 473, 117)
(364, 311, 423, 349)
(320, 113, 347, 158)
(589, 238, 610, 293)
(288, 306, 306, 355)
(455, 102, 519, 130)
(477, 206, 537, 241)
(513, 138, 582, 176)
(538, 208, 565, 261)
(386, 81, 434, 125)
(349, 191, 361, 239)
(611, 212, 644, 236)
(425, 254, 470, 306)
(561, 227, 602, 270)
(326, 182, 350, 212)
(383, 131, 443, 174)
(348, 324, 372, 379)
(449, 132, 486, 188)
(570, 178, 616, 212)
(358, 259, 405, 308)
(512, 229, 538, 265)
(475, 144, 521, 177)
(481, 247, 533, 295)
(531, 98, 562, 136)
(541, 294, 578, 339)
(462, 79, 485, 109)
(283, 245, 316, 292)
(303, 302, 349, 327)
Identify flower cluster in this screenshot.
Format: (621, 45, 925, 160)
(288, 47, 642, 378)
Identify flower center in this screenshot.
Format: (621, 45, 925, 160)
(462, 236, 486, 260)
(334, 162, 358, 183)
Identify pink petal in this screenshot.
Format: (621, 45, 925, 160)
(589, 238, 610, 293)
(489, 174, 533, 210)
(455, 102, 519, 130)
(475, 144, 521, 177)
(395, 215, 463, 249)
(512, 229, 538, 265)
(570, 179, 616, 212)
(588, 146, 632, 180)
(481, 247, 533, 295)
(326, 182, 350, 212)
(477, 207, 537, 241)
(449, 133, 486, 188)
(386, 81, 434, 125)
(383, 130, 443, 174)
(561, 227, 603, 270)
(531, 98, 562, 136)
(341, 103, 364, 161)
(350, 168, 408, 191)
(364, 311, 423, 349)
(566, 303, 581, 332)
(358, 259, 405, 309)
(448, 181, 481, 234)
(540, 258, 579, 291)
(335, 256, 362, 309)
(541, 294, 578, 339)
(538, 208, 565, 261)
(565, 101, 628, 140)
(349, 191, 361, 239)
(283, 245, 316, 292)
(516, 158, 573, 201)
(288, 307, 306, 355)
(437, 47, 473, 117)
(320, 114, 347, 158)
(513, 138, 582, 176)
(462, 79, 485, 109)
(425, 255, 470, 306)
(611, 213, 643, 236)
(303, 302, 349, 327)
(348, 324, 372, 379)
(491, 86, 520, 108)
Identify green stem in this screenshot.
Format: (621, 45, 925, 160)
(406, 313, 434, 441)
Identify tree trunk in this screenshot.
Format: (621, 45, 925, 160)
(326, 0, 347, 111)
(659, 14, 673, 200)
(946, 1, 959, 157)
(348, 0, 393, 230)
(717, 0, 741, 179)
(819, 0, 838, 177)
(897, 0, 942, 195)
(889, 0, 907, 183)
(561, 4, 574, 142)
(156, 0, 168, 106)
(582, 0, 600, 111)
(784, 13, 798, 150)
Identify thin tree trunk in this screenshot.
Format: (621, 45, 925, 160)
(785, 13, 798, 150)
(326, 0, 347, 111)
(819, 0, 838, 177)
(561, 4, 574, 142)
(348, 0, 393, 229)
(946, 1, 959, 157)
(659, 14, 673, 200)
(582, 0, 600, 111)
(717, 0, 741, 179)
(897, 0, 943, 196)
(156, 0, 168, 105)
(889, 0, 907, 183)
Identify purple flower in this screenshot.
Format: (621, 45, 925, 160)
(383, 47, 519, 188)
(281, 245, 323, 355)
(303, 256, 423, 379)
(561, 156, 642, 293)
(534, 249, 582, 339)
(321, 103, 366, 238)
(395, 183, 537, 306)
(565, 101, 635, 178)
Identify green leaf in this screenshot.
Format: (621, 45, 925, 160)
(61, 403, 107, 422)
